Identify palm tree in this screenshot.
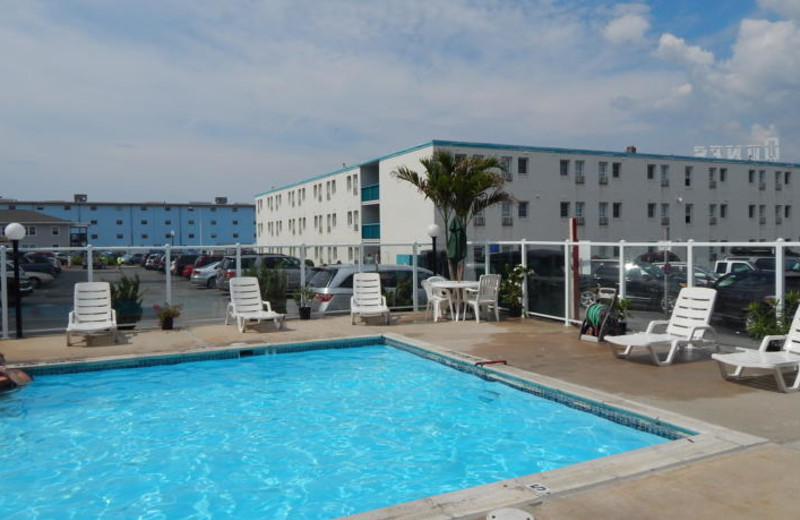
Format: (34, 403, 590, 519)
(392, 150, 513, 279)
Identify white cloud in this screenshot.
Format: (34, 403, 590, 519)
(758, 0, 800, 20)
(654, 34, 715, 66)
(603, 13, 650, 44)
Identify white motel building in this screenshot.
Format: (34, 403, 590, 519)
(255, 140, 800, 267)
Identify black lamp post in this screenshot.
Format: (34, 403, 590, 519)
(5, 222, 27, 339)
(427, 223, 441, 276)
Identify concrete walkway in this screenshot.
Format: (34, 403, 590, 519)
(2, 313, 799, 519)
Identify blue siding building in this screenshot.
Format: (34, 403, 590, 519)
(0, 195, 254, 248)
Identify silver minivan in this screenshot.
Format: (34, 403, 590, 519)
(308, 264, 434, 315)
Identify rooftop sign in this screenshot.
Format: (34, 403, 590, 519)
(693, 138, 780, 162)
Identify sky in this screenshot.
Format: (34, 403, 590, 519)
(2, 0, 799, 204)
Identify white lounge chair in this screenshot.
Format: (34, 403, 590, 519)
(464, 274, 501, 323)
(226, 276, 286, 333)
(605, 287, 717, 366)
(66, 282, 119, 346)
(351, 272, 390, 325)
(422, 276, 453, 322)
(712, 305, 800, 393)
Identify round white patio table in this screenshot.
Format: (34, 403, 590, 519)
(430, 280, 480, 321)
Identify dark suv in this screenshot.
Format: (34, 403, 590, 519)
(582, 260, 682, 311)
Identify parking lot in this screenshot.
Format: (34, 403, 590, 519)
(12, 265, 237, 334)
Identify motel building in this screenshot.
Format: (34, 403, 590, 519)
(255, 140, 800, 269)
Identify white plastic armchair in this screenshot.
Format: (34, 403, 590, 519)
(465, 274, 501, 323)
(422, 276, 453, 322)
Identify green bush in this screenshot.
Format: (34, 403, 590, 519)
(745, 291, 800, 339)
(248, 264, 288, 314)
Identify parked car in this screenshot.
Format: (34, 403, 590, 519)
(18, 253, 59, 277)
(18, 268, 54, 289)
(216, 254, 303, 293)
(190, 261, 221, 289)
(712, 270, 800, 323)
(652, 262, 719, 287)
(182, 254, 223, 279)
(308, 264, 434, 316)
(3, 269, 34, 302)
(26, 252, 62, 274)
(582, 259, 682, 311)
(171, 254, 198, 276)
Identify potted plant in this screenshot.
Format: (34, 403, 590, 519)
(153, 302, 183, 330)
(611, 297, 632, 334)
(293, 284, 315, 320)
(745, 291, 800, 349)
(498, 264, 533, 317)
(108, 274, 144, 330)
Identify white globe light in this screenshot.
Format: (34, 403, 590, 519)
(4, 222, 26, 241)
(427, 223, 441, 238)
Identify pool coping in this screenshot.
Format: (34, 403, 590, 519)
(17, 333, 768, 520)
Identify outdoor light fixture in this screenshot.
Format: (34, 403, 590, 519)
(427, 223, 441, 276)
(4, 222, 27, 339)
(169, 229, 176, 246)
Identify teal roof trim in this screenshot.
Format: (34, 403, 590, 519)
(254, 139, 800, 198)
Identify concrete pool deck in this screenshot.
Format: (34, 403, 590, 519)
(2, 313, 799, 519)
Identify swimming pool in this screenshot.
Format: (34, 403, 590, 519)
(0, 337, 687, 519)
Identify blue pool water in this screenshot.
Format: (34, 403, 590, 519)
(0, 345, 670, 519)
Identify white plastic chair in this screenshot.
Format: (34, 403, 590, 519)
(465, 274, 501, 323)
(712, 303, 800, 392)
(606, 287, 717, 366)
(350, 272, 391, 325)
(226, 276, 286, 333)
(66, 282, 119, 346)
(422, 276, 453, 322)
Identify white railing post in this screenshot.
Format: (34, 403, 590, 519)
(358, 243, 364, 272)
(412, 242, 419, 312)
(618, 240, 626, 300)
(484, 243, 490, 276)
(520, 239, 528, 317)
(235, 243, 242, 277)
(776, 238, 785, 322)
(87, 245, 94, 282)
(687, 239, 695, 287)
(165, 244, 172, 305)
(564, 239, 571, 326)
(1, 247, 8, 339)
(300, 244, 307, 288)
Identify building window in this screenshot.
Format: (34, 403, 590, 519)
(210, 220, 217, 226)
(575, 202, 585, 218)
(685, 166, 692, 187)
(233, 233, 239, 239)
(140, 206, 148, 211)
(116, 220, 123, 225)
(116, 233, 123, 239)
(758, 170, 766, 186)
(51, 227, 60, 236)
(518, 157, 528, 175)
(612, 202, 621, 218)
(786, 205, 792, 218)
(518, 201, 528, 218)
(776, 171, 782, 189)
(709, 167, 716, 183)
(660, 165, 669, 184)
(560, 202, 570, 217)
(748, 205, 755, 218)
(187, 233, 194, 239)
(721, 204, 728, 218)
(90, 219, 98, 225)
(232, 220, 239, 225)
(661, 203, 669, 218)
(141, 234, 149, 239)
(720, 168, 727, 182)
(748, 169, 755, 183)
(90, 206, 97, 211)
(64, 205, 71, 210)
(612, 162, 621, 178)
(91, 234, 98, 240)
(647, 203, 656, 218)
(165, 206, 172, 212)
(501, 202, 512, 218)
(141, 220, 148, 225)
(560, 160, 569, 176)
(685, 204, 693, 224)
(647, 164, 655, 179)
(785, 171, 791, 185)
(26, 226, 36, 236)
(188, 220, 194, 225)
(501, 156, 512, 181)
(710, 204, 717, 218)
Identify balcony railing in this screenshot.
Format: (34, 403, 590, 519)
(361, 223, 380, 239)
(361, 184, 380, 202)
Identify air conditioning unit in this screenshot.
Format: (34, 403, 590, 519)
(474, 216, 486, 226)
(599, 176, 608, 185)
(598, 216, 609, 225)
(776, 217, 783, 224)
(708, 181, 717, 189)
(576, 217, 585, 226)
(661, 179, 670, 187)
(759, 183, 766, 190)
(776, 183, 783, 191)
(709, 217, 717, 225)
(501, 217, 513, 226)
(575, 176, 585, 184)
(661, 217, 670, 225)
(759, 217, 767, 224)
